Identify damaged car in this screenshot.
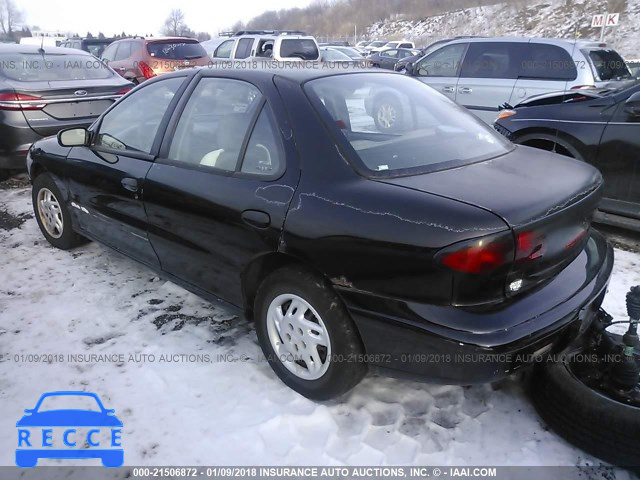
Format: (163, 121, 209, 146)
(26, 69, 613, 402)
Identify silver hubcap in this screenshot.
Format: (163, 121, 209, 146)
(266, 294, 331, 381)
(377, 103, 397, 129)
(37, 188, 64, 239)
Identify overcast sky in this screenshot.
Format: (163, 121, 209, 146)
(20, 0, 315, 37)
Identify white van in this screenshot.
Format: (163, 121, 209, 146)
(208, 30, 320, 62)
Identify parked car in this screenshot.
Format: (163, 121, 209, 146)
(363, 40, 388, 55)
(207, 30, 320, 62)
(355, 40, 372, 54)
(0, 44, 132, 180)
(404, 37, 633, 123)
(60, 37, 115, 58)
(321, 46, 363, 60)
(369, 48, 420, 70)
(494, 81, 640, 231)
(101, 37, 209, 84)
(383, 40, 415, 50)
(27, 68, 612, 400)
(318, 41, 351, 47)
(319, 47, 355, 63)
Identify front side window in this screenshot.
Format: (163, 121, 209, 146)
(305, 73, 512, 176)
(214, 39, 235, 59)
(416, 43, 467, 77)
(113, 41, 131, 61)
(95, 77, 184, 153)
(168, 78, 263, 171)
(101, 43, 118, 61)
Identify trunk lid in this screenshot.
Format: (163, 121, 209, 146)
(381, 145, 603, 300)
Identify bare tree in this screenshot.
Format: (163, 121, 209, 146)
(162, 9, 190, 37)
(0, 0, 24, 40)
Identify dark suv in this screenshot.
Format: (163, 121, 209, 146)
(60, 37, 115, 58)
(0, 44, 132, 179)
(101, 37, 209, 84)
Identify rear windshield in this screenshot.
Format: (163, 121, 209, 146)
(585, 49, 632, 81)
(280, 39, 319, 60)
(0, 53, 114, 81)
(305, 73, 512, 176)
(147, 41, 207, 60)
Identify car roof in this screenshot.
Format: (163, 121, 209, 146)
(0, 43, 91, 55)
(445, 36, 611, 47)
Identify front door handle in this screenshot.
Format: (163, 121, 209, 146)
(442, 86, 456, 93)
(241, 210, 271, 229)
(458, 87, 473, 94)
(121, 177, 139, 192)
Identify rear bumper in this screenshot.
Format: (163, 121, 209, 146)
(0, 118, 42, 170)
(338, 230, 614, 384)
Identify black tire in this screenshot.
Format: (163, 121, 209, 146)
(254, 266, 367, 400)
(32, 173, 86, 250)
(373, 95, 404, 133)
(515, 133, 585, 161)
(531, 355, 640, 468)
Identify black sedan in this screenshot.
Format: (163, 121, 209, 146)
(27, 68, 612, 400)
(494, 82, 640, 231)
(369, 48, 419, 70)
(0, 44, 133, 180)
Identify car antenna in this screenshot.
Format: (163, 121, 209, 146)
(38, 36, 45, 55)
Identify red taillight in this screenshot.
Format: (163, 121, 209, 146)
(515, 231, 546, 262)
(437, 234, 514, 275)
(0, 92, 46, 110)
(138, 61, 156, 80)
(116, 87, 132, 95)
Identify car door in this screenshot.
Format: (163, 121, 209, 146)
(378, 49, 399, 69)
(456, 42, 521, 123)
(104, 41, 132, 79)
(413, 42, 468, 102)
(594, 89, 640, 219)
(511, 42, 577, 106)
(64, 76, 188, 268)
(143, 74, 300, 306)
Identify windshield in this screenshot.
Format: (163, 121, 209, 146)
(280, 39, 319, 60)
(147, 41, 206, 60)
(305, 73, 512, 176)
(37, 395, 102, 412)
(0, 53, 114, 81)
(585, 49, 632, 81)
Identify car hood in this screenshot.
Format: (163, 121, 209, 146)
(379, 145, 602, 228)
(16, 410, 123, 427)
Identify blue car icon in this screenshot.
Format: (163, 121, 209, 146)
(16, 391, 123, 468)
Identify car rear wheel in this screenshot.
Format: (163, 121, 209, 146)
(32, 173, 86, 250)
(254, 266, 367, 400)
(373, 97, 403, 133)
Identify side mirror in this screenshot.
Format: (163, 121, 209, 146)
(404, 62, 415, 75)
(58, 128, 88, 147)
(24, 409, 34, 414)
(624, 92, 640, 117)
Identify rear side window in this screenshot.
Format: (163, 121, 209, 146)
(114, 42, 131, 61)
(460, 42, 519, 79)
(241, 106, 283, 176)
(235, 38, 253, 59)
(585, 49, 632, 81)
(519, 43, 577, 80)
(147, 41, 207, 60)
(280, 39, 319, 60)
(400, 43, 413, 49)
(168, 78, 263, 171)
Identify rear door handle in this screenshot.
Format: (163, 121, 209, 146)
(241, 210, 271, 229)
(442, 86, 456, 93)
(458, 87, 473, 94)
(121, 177, 139, 192)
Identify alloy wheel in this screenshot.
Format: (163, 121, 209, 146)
(37, 188, 64, 239)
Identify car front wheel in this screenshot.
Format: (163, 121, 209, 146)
(255, 266, 367, 400)
(32, 173, 86, 250)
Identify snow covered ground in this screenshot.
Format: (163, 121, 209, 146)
(0, 180, 638, 474)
